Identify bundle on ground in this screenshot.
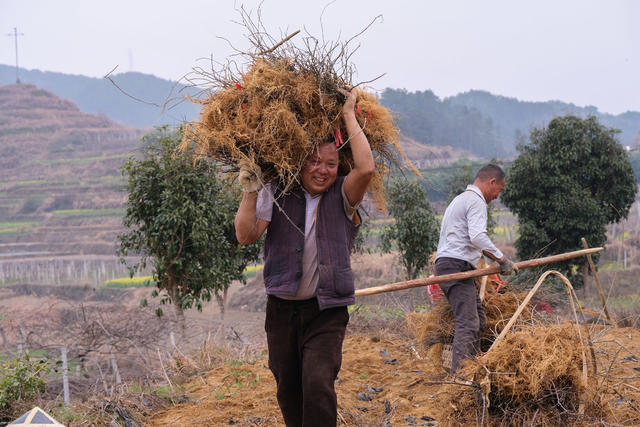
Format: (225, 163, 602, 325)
(438, 323, 607, 426)
(407, 278, 535, 352)
(181, 14, 412, 210)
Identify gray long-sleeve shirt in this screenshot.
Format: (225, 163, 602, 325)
(436, 184, 503, 266)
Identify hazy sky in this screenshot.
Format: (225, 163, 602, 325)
(2, 0, 638, 114)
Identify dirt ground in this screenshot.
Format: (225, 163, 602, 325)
(147, 332, 445, 426)
(147, 321, 640, 426)
(5, 265, 640, 426)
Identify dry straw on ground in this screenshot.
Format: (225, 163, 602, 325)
(180, 9, 414, 210)
(438, 323, 608, 426)
(410, 270, 617, 426)
(407, 277, 535, 351)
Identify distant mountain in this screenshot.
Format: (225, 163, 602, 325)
(3, 64, 639, 160)
(447, 90, 640, 150)
(381, 89, 640, 158)
(0, 64, 201, 128)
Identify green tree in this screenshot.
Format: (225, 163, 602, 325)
(446, 164, 474, 202)
(501, 115, 637, 285)
(380, 178, 440, 279)
(117, 127, 261, 328)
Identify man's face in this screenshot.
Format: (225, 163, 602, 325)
(301, 143, 339, 196)
(486, 178, 505, 203)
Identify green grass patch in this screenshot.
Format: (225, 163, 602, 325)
(104, 276, 155, 288)
(154, 384, 184, 399)
(51, 208, 124, 217)
(33, 153, 130, 166)
(606, 294, 640, 311)
(49, 406, 84, 425)
(231, 369, 250, 378)
(348, 304, 406, 320)
(14, 179, 48, 186)
(600, 262, 624, 271)
(370, 218, 394, 225)
(0, 277, 28, 286)
(0, 221, 40, 234)
(0, 349, 49, 363)
(243, 264, 263, 279)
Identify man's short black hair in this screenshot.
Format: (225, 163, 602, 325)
(475, 164, 505, 182)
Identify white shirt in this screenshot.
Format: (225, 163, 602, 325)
(436, 184, 503, 266)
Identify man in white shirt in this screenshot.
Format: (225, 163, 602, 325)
(435, 164, 517, 374)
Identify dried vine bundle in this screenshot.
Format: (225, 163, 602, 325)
(181, 10, 413, 209)
(407, 278, 535, 351)
(439, 323, 608, 426)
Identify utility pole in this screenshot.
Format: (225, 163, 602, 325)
(6, 27, 25, 83)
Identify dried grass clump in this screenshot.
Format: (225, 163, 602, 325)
(438, 323, 607, 426)
(181, 10, 412, 210)
(482, 290, 532, 338)
(407, 277, 535, 352)
(407, 300, 454, 348)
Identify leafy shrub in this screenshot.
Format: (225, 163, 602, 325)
(19, 197, 42, 214)
(45, 194, 75, 212)
(0, 352, 50, 418)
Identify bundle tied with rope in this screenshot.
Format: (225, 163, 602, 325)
(436, 270, 609, 426)
(180, 17, 415, 211)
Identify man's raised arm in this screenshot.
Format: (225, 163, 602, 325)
(341, 88, 375, 207)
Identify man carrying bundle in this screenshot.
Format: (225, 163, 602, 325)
(235, 88, 373, 426)
(435, 164, 518, 374)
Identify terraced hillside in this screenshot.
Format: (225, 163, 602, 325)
(0, 83, 478, 287)
(0, 84, 144, 285)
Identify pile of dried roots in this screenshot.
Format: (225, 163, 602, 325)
(181, 11, 411, 209)
(407, 278, 536, 351)
(439, 323, 607, 426)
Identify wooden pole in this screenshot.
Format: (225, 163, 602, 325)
(581, 238, 612, 322)
(109, 345, 121, 385)
(478, 275, 488, 301)
(61, 346, 70, 406)
(355, 247, 604, 297)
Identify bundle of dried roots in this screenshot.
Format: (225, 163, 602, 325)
(439, 323, 607, 426)
(180, 10, 413, 210)
(407, 277, 536, 351)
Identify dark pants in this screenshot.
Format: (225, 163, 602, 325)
(265, 295, 349, 427)
(435, 257, 486, 374)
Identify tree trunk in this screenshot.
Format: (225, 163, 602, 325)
(582, 262, 589, 297)
(0, 324, 10, 355)
(215, 288, 228, 322)
(172, 298, 186, 339)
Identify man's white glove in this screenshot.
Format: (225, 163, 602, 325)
(238, 159, 262, 193)
(498, 257, 519, 276)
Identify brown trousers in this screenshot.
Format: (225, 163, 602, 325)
(265, 295, 349, 427)
(435, 257, 486, 374)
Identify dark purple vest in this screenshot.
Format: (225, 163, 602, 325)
(263, 176, 359, 310)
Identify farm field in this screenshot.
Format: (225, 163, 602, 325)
(4, 248, 640, 425)
(4, 82, 640, 425)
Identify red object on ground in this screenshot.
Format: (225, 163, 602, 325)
(535, 302, 554, 314)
